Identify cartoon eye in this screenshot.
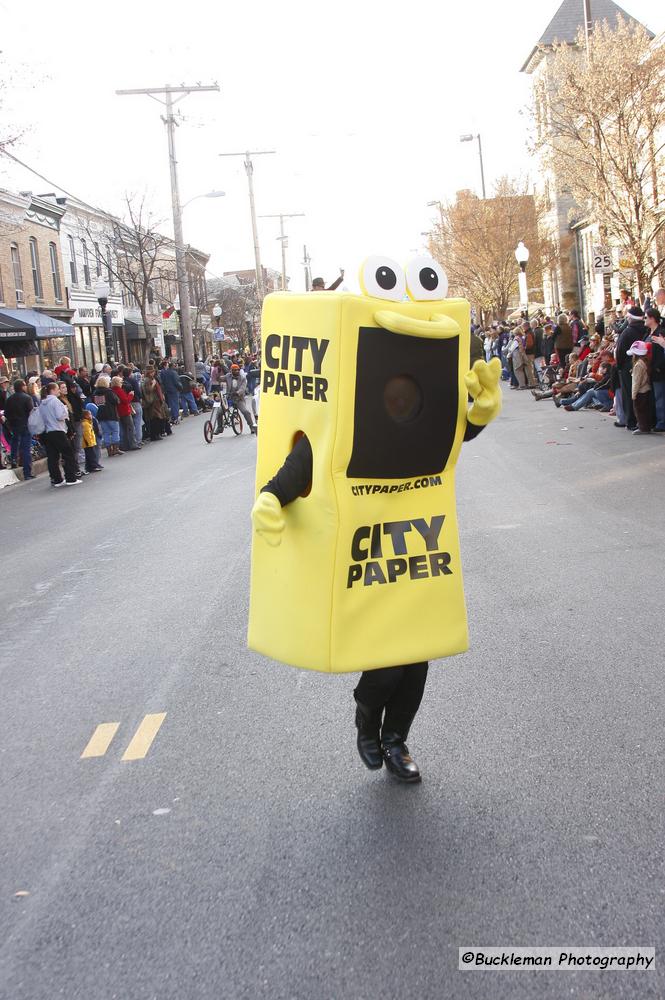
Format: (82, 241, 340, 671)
(405, 257, 448, 301)
(359, 256, 406, 302)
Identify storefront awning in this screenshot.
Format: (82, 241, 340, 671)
(0, 308, 75, 339)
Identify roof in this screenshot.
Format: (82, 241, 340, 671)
(521, 0, 654, 72)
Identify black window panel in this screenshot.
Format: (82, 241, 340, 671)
(347, 325, 459, 480)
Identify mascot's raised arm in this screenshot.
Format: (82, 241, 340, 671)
(248, 255, 502, 783)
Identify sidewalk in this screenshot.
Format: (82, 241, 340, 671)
(0, 456, 48, 489)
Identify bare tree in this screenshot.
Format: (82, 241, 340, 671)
(533, 17, 665, 291)
(84, 195, 174, 364)
(426, 177, 557, 321)
(207, 276, 259, 352)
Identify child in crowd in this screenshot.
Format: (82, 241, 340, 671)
(81, 409, 103, 472)
(83, 402, 104, 471)
(627, 341, 652, 435)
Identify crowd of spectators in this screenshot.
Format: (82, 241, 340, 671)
(0, 350, 261, 486)
(475, 289, 665, 437)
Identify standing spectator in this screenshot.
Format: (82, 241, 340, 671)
(194, 356, 210, 392)
(615, 306, 646, 431)
(81, 409, 103, 472)
(158, 362, 182, 424)
(126, 366, 144, 446)
(84, 402, 104, 470)
(40, 383, 81, 486)
(569, 309, 585, 346)
(142, 370, 168, 441)
(510, 330, 528, 389)
(111, 376, 139, 451)
(54, 355, 76, 381)
(521, 320, 537, 387)
(1, 375, 12, 466)
(645, 308, 665, 432)
(76, 366, 91, 398)
(531, 318, 545, 380)
(541, 323, 556, 365)
(627, 341, 652, 435)
(554, 314, 573, 369)
(178, 367, 199, 417)
(60, 378, 85, 472)
(3, 380, 35, 480)
(210, 358, 224, 395)
(245, 355, 261, 423)
(92, 375, 122, 457)
(89, 363, 105, 388)
(26, 376, 41, 408)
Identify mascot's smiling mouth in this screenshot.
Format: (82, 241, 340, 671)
(374, 310, 461, 339)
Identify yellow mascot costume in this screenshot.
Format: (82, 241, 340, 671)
(248, 256, 501, 781)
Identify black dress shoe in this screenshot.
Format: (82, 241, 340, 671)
(381, 732, 422, 783)
(355, 702, 383, 770)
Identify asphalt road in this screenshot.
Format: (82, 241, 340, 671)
(1, 394, 664, 1000)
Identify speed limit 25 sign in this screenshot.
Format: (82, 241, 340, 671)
(593, 247, 613, 273)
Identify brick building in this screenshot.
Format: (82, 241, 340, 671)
(0, 190, 72, 374)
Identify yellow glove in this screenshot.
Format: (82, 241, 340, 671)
(251, 491, 285, 547)
(464, 357, 502, 427)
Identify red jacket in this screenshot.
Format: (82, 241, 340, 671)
(112, 385, 134, 418)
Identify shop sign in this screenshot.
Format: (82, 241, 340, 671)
(70, 295, 125, 327)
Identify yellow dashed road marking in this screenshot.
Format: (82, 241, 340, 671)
(121, 713, 167, 761)
(81, 722, 120, 758)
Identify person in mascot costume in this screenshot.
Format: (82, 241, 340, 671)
(248, 255, 502, 783)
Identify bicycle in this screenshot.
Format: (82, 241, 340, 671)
(203, 396, 243, 443)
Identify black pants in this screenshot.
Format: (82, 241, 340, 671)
(619, 367, 636, 429)
(43, 430, 78, 484)
(148, 417, 162, 441)
(633, 391, 652, 432)
(354, 662, 429, 730)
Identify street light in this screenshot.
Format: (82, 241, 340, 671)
(94, 277, 114, 361)
(212, 303, 223, 350)
(515, 241, 530, 318)
(427, 200, 444, 227)
(182, 190, 226, 209)
(459, 133, 487, 199)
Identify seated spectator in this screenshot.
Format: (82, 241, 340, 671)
(562, 362, 614, 411)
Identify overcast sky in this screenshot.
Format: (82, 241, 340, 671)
(1, 0, 662, 293)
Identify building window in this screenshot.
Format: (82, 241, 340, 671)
(147, 285, 154, 305)
(49, 242, 63, 301)
(107, 249, 114, 292)
(0, 265, 4, 303)
(82, 240, 91, 286)
(29, 238, 44, 299)
(94, 242, 102, 277)
(68, 235, 78, 285)
(10, 244, 24, 304)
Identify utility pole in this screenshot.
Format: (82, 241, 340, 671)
(219, 151, 275, 302)
(302, 244, 312, 291)
(258, 213, 305, 290)
(583, 0, 593, 57)
(116, 83, 219, 375)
